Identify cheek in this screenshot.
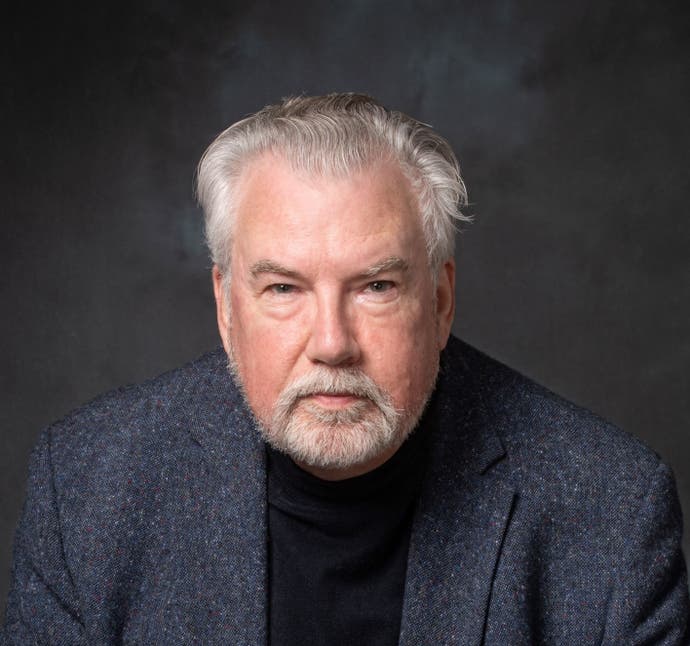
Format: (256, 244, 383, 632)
(361, 301, 439, 406)
(229, 297, 307, 414)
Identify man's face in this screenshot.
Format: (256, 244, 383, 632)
(213, 153, 455, 480)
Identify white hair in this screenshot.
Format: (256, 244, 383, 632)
(196, 93, 469, 277)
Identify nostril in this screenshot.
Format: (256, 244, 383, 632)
(306, 324, 359, 367)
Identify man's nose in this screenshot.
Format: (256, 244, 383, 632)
(305, 293, 360, 366)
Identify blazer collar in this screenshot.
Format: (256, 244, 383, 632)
(182, 351, 268, 645)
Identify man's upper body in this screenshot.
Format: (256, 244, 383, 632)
(3, 338, 688, 644)
(3, 93, 689, 643)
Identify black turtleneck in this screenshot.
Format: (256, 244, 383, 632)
(267, 403, 434, 646)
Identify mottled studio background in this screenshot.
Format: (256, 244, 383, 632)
(2, 0, 689, 611)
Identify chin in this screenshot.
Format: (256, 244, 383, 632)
(265, 397, 426, 474)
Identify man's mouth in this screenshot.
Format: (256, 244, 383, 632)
(305, 393, 363, 409)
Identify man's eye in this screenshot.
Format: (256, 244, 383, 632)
(367, 280, 394, 293)
(269, 283, 295, 295)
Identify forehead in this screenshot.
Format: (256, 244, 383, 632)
(231, 153, 424, 266)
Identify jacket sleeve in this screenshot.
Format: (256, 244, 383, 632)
(602, 461, 690, 645)
(2, 430, 88, 645)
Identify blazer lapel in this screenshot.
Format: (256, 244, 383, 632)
(180, 356, 268, 645)
(399, 351, 517, 646)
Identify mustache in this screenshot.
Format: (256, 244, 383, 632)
(274, 366, 399, 419)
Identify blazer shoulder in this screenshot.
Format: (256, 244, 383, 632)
(42, 348, 240, 478)
(441, 336, 666, 488)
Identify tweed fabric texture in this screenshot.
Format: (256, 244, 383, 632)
(2, 336, 689, 644)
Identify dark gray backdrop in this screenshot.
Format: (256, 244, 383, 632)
(3, 0, 689, 613)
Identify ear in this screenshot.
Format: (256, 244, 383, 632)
(212, 265, 232, 355)
(435, 259, 455, 350)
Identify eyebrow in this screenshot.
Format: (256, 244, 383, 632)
(249, 256, 409, 281)
(361, 256, 409, 278)
(250, 260, 302, 280)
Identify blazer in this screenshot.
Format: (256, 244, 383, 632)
(3, 337, 689, 644)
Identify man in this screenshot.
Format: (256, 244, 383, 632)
(3, 94, 688, 644)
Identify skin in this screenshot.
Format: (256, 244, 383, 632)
(213, 152, 455, 480)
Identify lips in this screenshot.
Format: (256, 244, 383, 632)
(306, 393, 363, 409)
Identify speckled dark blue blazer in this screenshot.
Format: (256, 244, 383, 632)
(3, 337, 689, 644)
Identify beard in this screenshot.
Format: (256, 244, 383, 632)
(227, 353, 435, 472)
